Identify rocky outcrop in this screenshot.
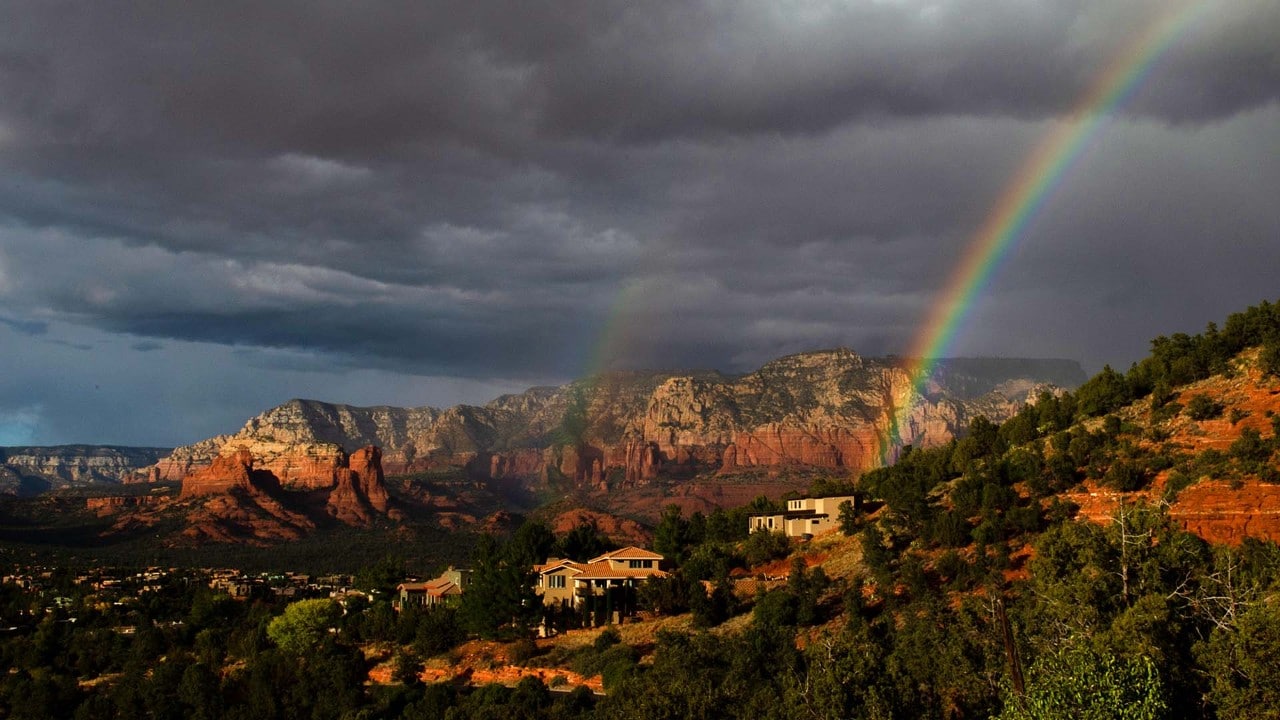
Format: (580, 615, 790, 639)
(177, 441, 397, 531)
(1171, 480, 1280, 545)
(0, 445, 171, 485)
(326, 446, 398, 525)
(155, 350, 1085, 492)
(550, 508, 652, 547)
(180, 447, 259, 497)
(164, 436, 345, 490)
(85, 494, 168, 516)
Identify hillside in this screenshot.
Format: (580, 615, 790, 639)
(1065, 346, 1280, 544)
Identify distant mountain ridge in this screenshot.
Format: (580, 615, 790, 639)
(154, 350, 1086, 494)
(0, 445, 171, 494)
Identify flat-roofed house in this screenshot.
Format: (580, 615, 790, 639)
(748, 495, 857, 538)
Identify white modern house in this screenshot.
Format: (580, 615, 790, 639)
(748, 495, 857, 537)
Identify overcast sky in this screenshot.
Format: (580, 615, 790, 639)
(1, 0, 1278, 447)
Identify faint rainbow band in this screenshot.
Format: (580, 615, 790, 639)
(883, 1, 1209, 463)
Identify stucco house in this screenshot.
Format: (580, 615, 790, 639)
(748, 495, 857, 537)
(533, 546, 666, 610)
(396, 567, 471, 610)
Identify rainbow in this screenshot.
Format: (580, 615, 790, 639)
(883, 1, 1207, 462)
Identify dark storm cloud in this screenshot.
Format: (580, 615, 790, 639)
(0, 1, 1277, 444)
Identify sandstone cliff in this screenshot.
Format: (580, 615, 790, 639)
(326, 446, 400, 525)
(158, 350, 1084, 494)
(0, 445, 170, 490)
(164, 442, 399, 542)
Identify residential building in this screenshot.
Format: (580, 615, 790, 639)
(533, 546, 666, 610)
(748, 495, 857, 537)
(396, 567, 471, 610)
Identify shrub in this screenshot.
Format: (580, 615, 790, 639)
(1261, 339, 1280, 378)
(1163, 470, 1196, 502)
(1190, 449, 1231, 479)
(1185, 394, 1224, 421)
(743, 529, 790, 567)
(509, 637, 539, 664)
(929, 509, 972, 548)
(1151, 402, 1182, 425)
(1230, 428, 1270, 465)
(1100, 456, 1152, 489)
(1007, 504, 1043, 534)
(593, 627, 621, 651)
(934, 550, 970, 588)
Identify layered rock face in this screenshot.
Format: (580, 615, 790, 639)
(86, 495, 166, 516)
(1171, 481, 1280, 545)
(1, 445, 171, 486)
(327, 446, 398, 525)
(174, 442, 394, 537)
(158, 350, 1085, 492)
(180, 447, 261, 497)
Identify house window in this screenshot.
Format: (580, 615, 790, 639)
(628, 560, 651, 569)
(548, 575, 566, 589)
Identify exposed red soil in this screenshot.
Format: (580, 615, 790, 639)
(1065, 354, 1280, 545)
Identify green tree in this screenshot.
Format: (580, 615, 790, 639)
(992, 644, 1167, 720)
(838, 500, 858, 535)
(653, 504, 692, 561)
(743, 529, 790, 567)
(458, 535, 539, 639)
(1260, 338, 1280, 378)
(1198, 601, 1280, 720)
(266, 598, 341, 655)
(178, 662, 221, 720)
(555, 521, 615, 561)
(1076, 365, 1132, 418)
(510, 520, 558, 566)
(555, 385, 590, 446)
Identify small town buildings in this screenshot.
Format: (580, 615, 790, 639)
(396, 567, 470, 610)
(533, 547, 666, 610)
(748, 495, 857, 538)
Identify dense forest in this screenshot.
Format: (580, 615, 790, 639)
(2, 299, 1280, 719)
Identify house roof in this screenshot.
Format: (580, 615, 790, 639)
(424, 579, 460, 597)
(572, 560, 668, 580)
(589, 546, 664, 563)
(535, 559, 586, 575)
(397, 582, 430, 592)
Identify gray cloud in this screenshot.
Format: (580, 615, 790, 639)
(0, 315, 47, 336)
(0, 1, 1277, 444)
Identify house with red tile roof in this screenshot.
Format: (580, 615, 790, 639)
(396, 567, 470, 610)
(533, 546, 666, 611)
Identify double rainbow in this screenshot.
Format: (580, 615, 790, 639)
(884, 1, 1207, 462)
